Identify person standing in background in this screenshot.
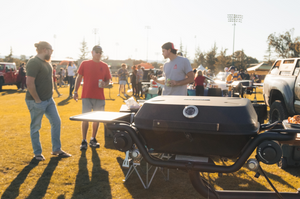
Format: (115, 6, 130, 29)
(194, 70, 207, 96)
(226, 66, 242, 97)
(52, 64, 62, 97)
(117, 63, 129, 97)
(19, 63, 27, 91)
(136, 65, 144, 97)
(67, 61, 77, 98)
(150, 42, 194, 95)
(130, 65, 137, 96)
(25, 41, 71, 161)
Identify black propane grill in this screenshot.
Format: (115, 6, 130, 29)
(70, 96, 300, 199)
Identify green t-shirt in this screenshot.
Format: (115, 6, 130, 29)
(25, 56, 53, 101)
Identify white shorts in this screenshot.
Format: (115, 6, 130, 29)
(82, 98, 105, 113)
(119, 80, 127, 85)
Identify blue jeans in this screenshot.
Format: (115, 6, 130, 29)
(25, 98, 61, 155)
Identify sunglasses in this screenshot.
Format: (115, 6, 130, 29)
(94, 51, 102, 54)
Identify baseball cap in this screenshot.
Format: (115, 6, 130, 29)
(162, 42, 177, 50)
(229, 66, 236, 71)
(92, 45, 102, 53)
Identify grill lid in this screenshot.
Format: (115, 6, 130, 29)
(134, 96, 259, 135)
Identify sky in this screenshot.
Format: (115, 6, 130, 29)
(1, 0, 300, 63)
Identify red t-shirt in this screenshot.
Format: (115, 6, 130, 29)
(78, 60, 111, 100)
(194, 75, 205, 86)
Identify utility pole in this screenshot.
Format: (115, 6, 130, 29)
(227, 14, 243, 66)
(93, 28, 98, 45)
(145, 26, 151, 62)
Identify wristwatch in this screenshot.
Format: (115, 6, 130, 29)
(74, 91, 77, 94)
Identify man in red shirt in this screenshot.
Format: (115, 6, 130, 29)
(73, 45, 111, 150)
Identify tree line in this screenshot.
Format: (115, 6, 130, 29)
(2, 28, 299, 71)
(192, 44, 258, 74)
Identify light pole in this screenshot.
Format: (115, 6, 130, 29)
(145, 26, 151, 62)
(227, 14, 243, 66)
(116, 42, 119, 60)
(53, 34, 56, 57)
(93, 28, 98, 45)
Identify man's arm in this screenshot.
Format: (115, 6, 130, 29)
(73, 74, 82, 101)
(169, 71, 194, 87)
(26, 76, 41, 103)
(150, 74, 165, 85)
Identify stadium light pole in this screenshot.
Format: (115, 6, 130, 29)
(227, 14, 243, 66)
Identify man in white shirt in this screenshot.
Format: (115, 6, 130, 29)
(151, 42, 194, 95)
(67, 62, 77, 98)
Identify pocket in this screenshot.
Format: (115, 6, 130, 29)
(34, 100, 47, 111)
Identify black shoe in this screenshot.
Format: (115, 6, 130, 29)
(89, 138, 100, 148)
(80, 140, 88, 150)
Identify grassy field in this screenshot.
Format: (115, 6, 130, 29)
(1, 82, 300, 199)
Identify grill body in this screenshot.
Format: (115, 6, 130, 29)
(134, 96, 259, 158)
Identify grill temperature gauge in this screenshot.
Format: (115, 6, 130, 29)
(183, 105, 199, 118)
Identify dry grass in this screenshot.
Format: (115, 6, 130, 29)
(0, 83, 300, 199)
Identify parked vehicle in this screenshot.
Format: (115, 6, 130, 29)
(0, 62, 18, 91)
(214, 71, 227, 81)
(205, 75, 227, 91)
(263, 58, 300, 122)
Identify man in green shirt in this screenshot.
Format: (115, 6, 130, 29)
(25, 41, 71, 161)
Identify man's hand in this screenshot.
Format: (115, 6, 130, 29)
(150, 74, 157, 81)
(35, 99, 42, 103)
(73, 93, 78, 102)
(169, 80, 177, 87)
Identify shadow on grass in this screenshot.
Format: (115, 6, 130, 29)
(104, 136, 116, 150)
(283, 166, 300, 178)
(71, 148, 112, 199)
(115, 157, 179, 198)
(1, 158, 40, 199)
(26, 157, 62, 199)
(57, 97, 73, 106)
(262, 169, 297, 190)
(1, 89, 19, 96)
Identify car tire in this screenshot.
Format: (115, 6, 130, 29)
(0, 78, 3, 92)
(269, 100, 288, 123)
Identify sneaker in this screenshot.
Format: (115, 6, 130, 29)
(117, 94, 120, 96)
(124, 94, 128, 97)
(58, 94, 62, 97)
(80, 140, 88, 150)
(17, 88, 22, 91)
(89, 138, 100, 148)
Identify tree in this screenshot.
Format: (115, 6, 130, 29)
(79, 38, 89, 60)
(214, 49, 231, 73)
(267, 29, 300, 58)
(233, 50, 258, 70)
(20, 55, 27, 61)
(205, 44, 217, 72)
(193, 47, 206, 68)
(264, 44, 272, 62)
(179, 39, 188, 58)
(4, 47, 14, 62)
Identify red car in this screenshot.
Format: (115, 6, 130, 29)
(0, 62, 18, 91)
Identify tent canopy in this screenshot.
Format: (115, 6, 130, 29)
(135, 62, 154, 69)
(197, 64, 206, 71)
(247, 62, 272, 75)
